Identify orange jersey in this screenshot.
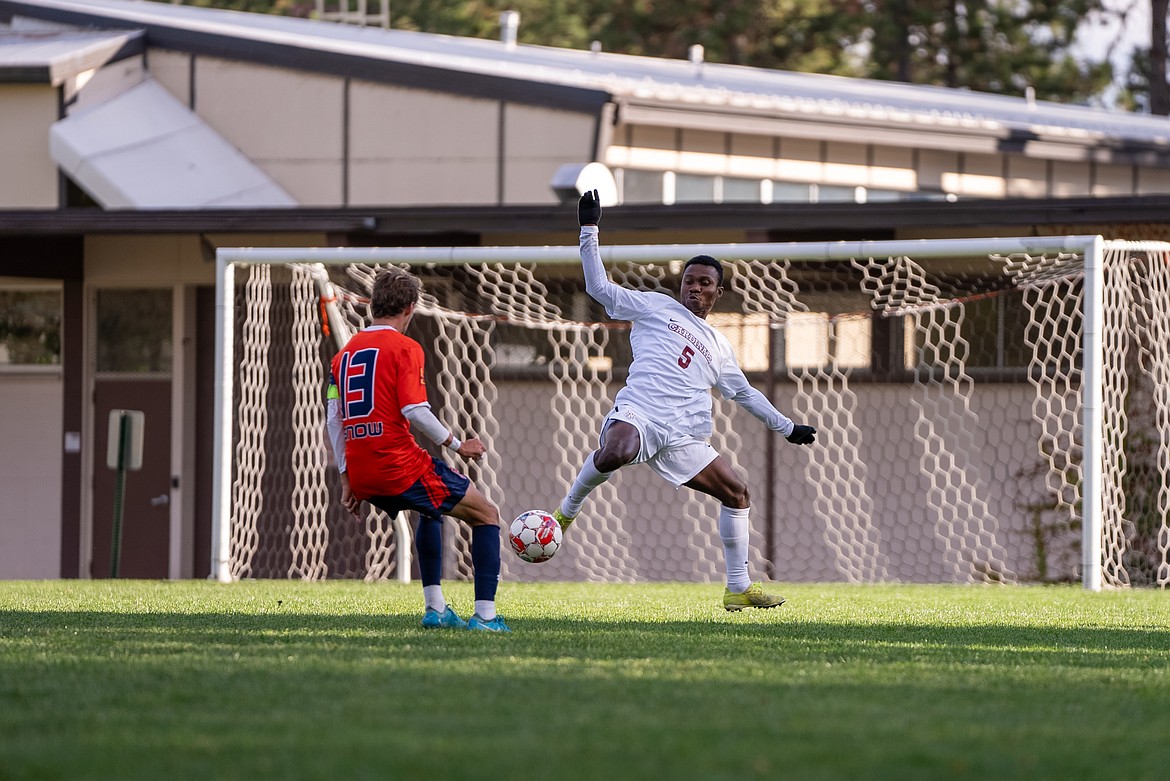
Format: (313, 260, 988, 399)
(329, 326, 431, 500)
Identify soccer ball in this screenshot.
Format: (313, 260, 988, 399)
(508, 510, 562, 563)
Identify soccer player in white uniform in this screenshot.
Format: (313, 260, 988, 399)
(553, 190, 817, 611)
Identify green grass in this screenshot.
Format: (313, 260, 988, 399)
(1, 581, 1168, 781)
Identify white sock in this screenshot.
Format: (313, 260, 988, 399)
(560, 451, 614, 517)
(423, 585, 446, 613)
(719, 505, 752, 594)
(474, 600, 496, 620)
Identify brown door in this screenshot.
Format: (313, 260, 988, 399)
(91, 381, 172, 578)
(90, 288, 174, 579)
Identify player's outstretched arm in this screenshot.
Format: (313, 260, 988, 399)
(719, 368, 817, 444)
(403, 402, 485, 462)
(578, 190, 647, 317)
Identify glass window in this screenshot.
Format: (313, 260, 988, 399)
(784, 310, 873, 370)
(621, 170, 665, 204)
(834, 314, 873, 369)
(709, 312, 770, 371)
(722, 177, 762, 203)
(772, 182, 813, 203)
(96, 289, 173, 374)
(675, 174, 716, 203)
(0, 288, 61, 367)
(902, 291, 1033, 371)
(963, 294, 1030, 368)
(785, 311, 830, 368)
(818, 185, 859, 202)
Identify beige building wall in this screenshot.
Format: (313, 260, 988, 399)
(0, 372, 63, 578)
(1137, 166, 1170, 194)
(502, 103, 596, 204)
(869, 146, 917, 191)
(823, 141, 868, 187)
(1093, 162, 1134, 196)
(192, 57, 344, 206)
(1050, 160, 1092, 196)
(726, 132, 773, 179)
(485, 379, 1062, 584)
(1006, 157, 1049, 198)
(605, 123, 1170, 202)
(84, 233, 330, 284)
(86, 235, 215, 285)
(147, 49, 193, 106)
(775, 137, 823, 183)
(349, 82, 499, 206)
(0, 85, 59, 208)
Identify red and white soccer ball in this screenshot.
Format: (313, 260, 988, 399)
(508, 510, 562, 563)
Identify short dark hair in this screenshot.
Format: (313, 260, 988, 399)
(370, 268, 421, 318)
(683, 254, 724, 286)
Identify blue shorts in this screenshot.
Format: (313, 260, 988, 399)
(366, 456, 470, 518)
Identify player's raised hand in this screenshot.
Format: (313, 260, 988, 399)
(456, 437, 487, 462)
(578, 189, 602, 226)
(786, 424, 816, 445)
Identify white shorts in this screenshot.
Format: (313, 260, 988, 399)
(601, 403, 718, 486)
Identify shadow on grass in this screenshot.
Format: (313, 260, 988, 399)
(2, 608, 1167, 669)
(3, 608, 1170, 781)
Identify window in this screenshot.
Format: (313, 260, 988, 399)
(817, 185, 859, 202)
(709, 312, 770, 371)
(778, 285, 875, 371)
(621, 170, 664, 204)
(0, 287, 61, 368)
(722, 177, 763, 203)
(902, 293, 1032, 371)
(675, 174, 716, 203)
(772, 182, 814, 203)
(620, 170, 771, 205)
(96, 289, 173, 375)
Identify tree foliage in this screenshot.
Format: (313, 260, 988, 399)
(827, 0, 1113, 102)
(162, 0, 1121, 105)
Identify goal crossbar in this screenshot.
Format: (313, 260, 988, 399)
(217, 235, 1103, 266)
(212, 235, 1110, 589)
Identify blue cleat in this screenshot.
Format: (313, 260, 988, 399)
(421, 606, 468, 629)
(467, 614, 511, 633)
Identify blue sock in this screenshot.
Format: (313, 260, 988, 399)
(471, 524, 501, 603)
(415, 513, 443, 587)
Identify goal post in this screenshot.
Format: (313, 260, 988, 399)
(211, 234, 1170, 591)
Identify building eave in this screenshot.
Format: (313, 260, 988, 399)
(2, 195, 1169, 238)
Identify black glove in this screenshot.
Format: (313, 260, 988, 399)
(578, 189, 602, 226)
(786, 424, 816, 445)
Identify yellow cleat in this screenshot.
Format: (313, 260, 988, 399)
(723, 582, 786, 611)
(552, 508, 575, 532)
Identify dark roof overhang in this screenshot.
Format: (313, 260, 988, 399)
(1, 195, 1167, 239)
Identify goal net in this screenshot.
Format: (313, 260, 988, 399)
(212, 236, 1170, 590)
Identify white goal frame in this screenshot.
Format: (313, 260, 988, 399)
(211, 234, 1115, 590)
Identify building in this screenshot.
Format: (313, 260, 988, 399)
(2, 0, 1169, 581)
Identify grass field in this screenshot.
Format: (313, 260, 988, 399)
(1, 580, 1168, 781)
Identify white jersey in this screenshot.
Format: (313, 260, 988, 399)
(579, 226, 794, 439)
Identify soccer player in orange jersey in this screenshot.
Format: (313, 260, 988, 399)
(326, 268, 509, 632)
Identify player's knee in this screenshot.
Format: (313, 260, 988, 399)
(593, 446, 633, 473)
(474, 503, 501, 527)
(727, 482, 750, 509)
